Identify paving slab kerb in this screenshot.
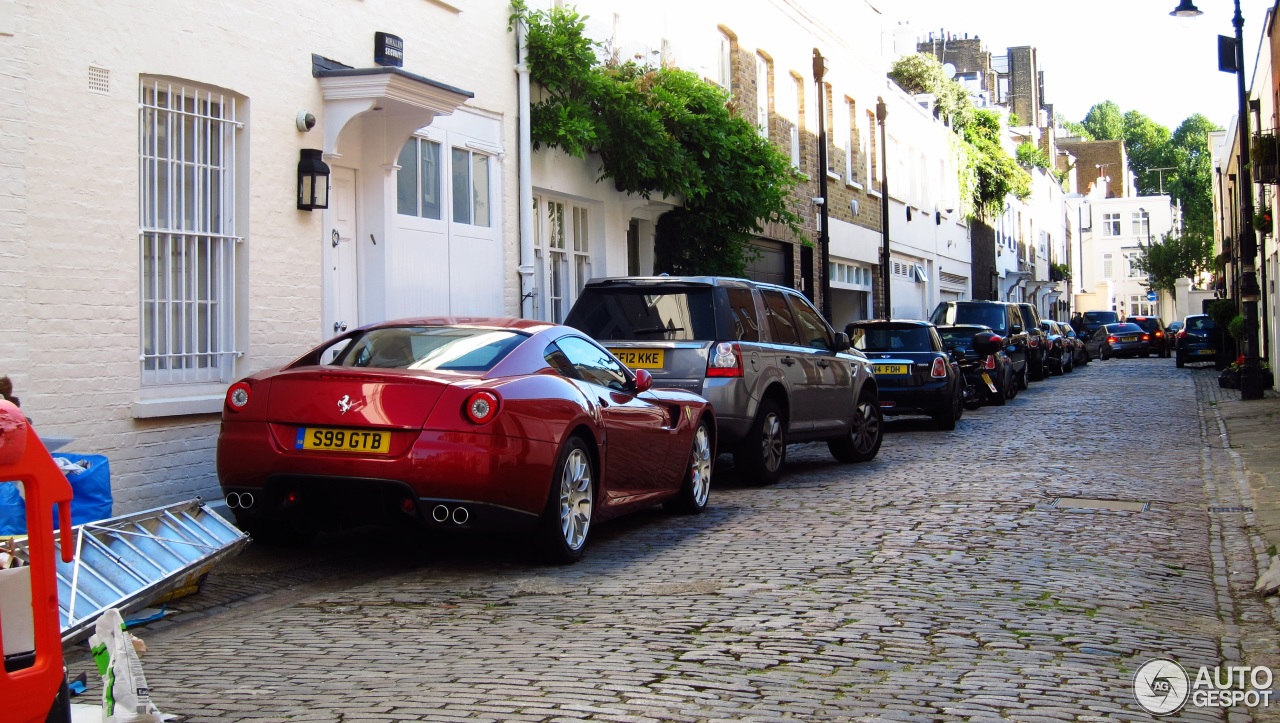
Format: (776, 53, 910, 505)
(51, 359, 1280, 721)
(1208, 386, 1280, 561)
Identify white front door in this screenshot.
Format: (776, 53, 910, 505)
(326, 166, 359, 337)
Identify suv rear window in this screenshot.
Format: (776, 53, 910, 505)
(850, 325, 934, 352)
(1129, 317, 1162, 332)
(933, 304, 1008, 332)
(1083, 311, 1119, 325)
(565, 287, 718, 341)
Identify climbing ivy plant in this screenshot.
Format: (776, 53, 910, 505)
(511, 2, 804, 275)
(889, 54, 1031, 221)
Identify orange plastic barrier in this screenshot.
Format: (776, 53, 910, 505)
(0, 399, 73, 723)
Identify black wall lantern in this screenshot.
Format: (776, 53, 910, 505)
(297, 149, 331, 211)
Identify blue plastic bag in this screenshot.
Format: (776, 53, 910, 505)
(0, 454, 112, 535)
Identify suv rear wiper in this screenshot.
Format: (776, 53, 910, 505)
(631, 326, 685, 335)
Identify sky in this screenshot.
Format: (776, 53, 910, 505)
(879, 0, 1275, 133)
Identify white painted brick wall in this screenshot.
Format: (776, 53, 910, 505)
(13, 0, 521, 513)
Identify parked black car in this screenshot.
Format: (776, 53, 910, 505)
(846, 320, 964, 430)
(1080, 310, 1120, 338)
(1175, 314, 1220, 368)
(930, 301, 1030, 391)
(1039, 320, 1073, 375)
(1127, 315, 1169, 358)
(936, 324, 1016, 405)
(1085, 323, 1151, 360)
(1014, 303, 1049, 381)
(1059, 323, 1089, 366)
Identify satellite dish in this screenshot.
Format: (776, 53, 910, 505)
(942, 62, 957, 78)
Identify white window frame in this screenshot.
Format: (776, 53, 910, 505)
(450, 147, 492, 227)
(1131, 210, 1150, 237)
(790, 73, 803, 169)
(137, 77, 243, 390)
(1102, 212, 1121, 237)
(717, 31, 733, 90)
(534, 195, 593, 322)
(755, 53, 770, 139)
(844, 98, 859, 187)
(1126, 251, 1143, 278)
(396, 137, 443, 220)
(1103, 253, 1114, 279)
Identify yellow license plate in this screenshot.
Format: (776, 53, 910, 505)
(981, 372, 997, 393)
(609, 348, 665, 369)
(874, 364, 910, 375)
(295, 427, 392, 454)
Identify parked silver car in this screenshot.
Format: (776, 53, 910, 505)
(564, 276, 883, 484)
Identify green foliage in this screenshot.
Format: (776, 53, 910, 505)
(1122, 110, 1173, 195)
(887, 56, 1027, 221)
(887, 53, 973, 129)
(1132, 230, 1215, 298)
(1228, 313, 1245, 341)
(1056, 113, 1093, 140)
(1168, 114, 1220, 243)
(512, 2, 803, 276)
(1016, 141, 1050, 171)
(1207, 298, 1239, 330)
(963, 110, 1032, 219)
(1082, 101, 1124, 140)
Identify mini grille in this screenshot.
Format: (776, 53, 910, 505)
(88, 66, 109, 94)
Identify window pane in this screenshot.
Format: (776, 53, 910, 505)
(471, 152, 489, 227)
(451, 148, 470, 224)
(396, 140, 417, 216)
(421, 141, 441, 220)
(760, 289, 800, 345)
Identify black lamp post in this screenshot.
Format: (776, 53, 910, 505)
(813, 49, 832, 321)
(876, 97, 890, 318)
(1173, 0, 1264, 398)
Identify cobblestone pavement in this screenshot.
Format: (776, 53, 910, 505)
(63, 358, 1280, 722)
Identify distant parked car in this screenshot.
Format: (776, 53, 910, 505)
(936, 324, 1016, 405)
(1085, 322, 1151, 360)
(930, 300, 1031, 391)
(1039, 320, 1073, 375)
(1175, 314, 1220, 368)
(1081, 310, 1121, 338)
(564, 276, 884, 485)
(1166, 320, 1185, 339)
(1057, 322, 1088, 367)
(217, 318, 715, 562)
(1127, 315, 1169, 357)
(847, 320, 964, 430)
(1014, 303, 1049, 381)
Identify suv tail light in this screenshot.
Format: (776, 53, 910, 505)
(1155, 330, 1163, 337)
(1141, 334, 1150, 341)
(930, 357, 948, 378)
(983, 354, 996, 370)
(707, 342, 743, 378)
(1178, 329, 1187, 339)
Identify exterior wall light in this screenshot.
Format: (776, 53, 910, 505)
(297, 149, 331, 211)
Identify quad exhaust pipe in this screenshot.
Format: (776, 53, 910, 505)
(431, 504, 470, 525)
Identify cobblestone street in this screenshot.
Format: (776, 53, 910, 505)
(65, 358, 1280, 722)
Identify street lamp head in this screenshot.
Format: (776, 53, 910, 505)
(812, 48, 827, 82)
(876, 97, 887, 123)
(1170, 0, 1203, 17)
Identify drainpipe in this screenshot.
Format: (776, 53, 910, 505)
(516, 19, 536, 319)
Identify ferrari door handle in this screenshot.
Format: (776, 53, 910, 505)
(780, 356, 795, 366)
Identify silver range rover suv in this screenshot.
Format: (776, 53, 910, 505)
(564, 276, 883, 484)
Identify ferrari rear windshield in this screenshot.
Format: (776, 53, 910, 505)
(337, 327, 526, 371)
(566, 287, 717, 341)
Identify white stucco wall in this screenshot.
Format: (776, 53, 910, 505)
(8, 0, 519, 512)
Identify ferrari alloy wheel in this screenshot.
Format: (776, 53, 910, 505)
(538, 436, 594, 563)
(667, 419, 712, 514)
(829, 389, 883, 463)
(735, 398, 787, 485)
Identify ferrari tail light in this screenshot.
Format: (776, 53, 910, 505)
(983, 354, 997, 370)
(464, 390, 501, 425)
(226, 381, 252, 411)
(930, 357, 948, 378)
(706, 342, 744, 378)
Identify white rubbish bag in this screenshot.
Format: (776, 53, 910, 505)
(88, 608, 162, 723)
